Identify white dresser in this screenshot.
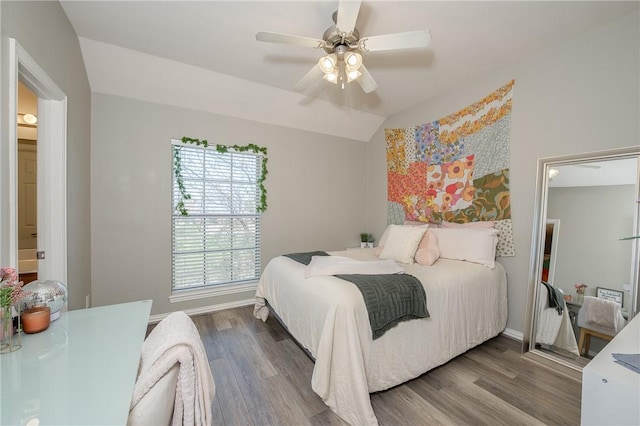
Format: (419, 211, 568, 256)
(581, 312, 640, 425)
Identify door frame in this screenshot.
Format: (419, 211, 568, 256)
(8, 38, 67, 284)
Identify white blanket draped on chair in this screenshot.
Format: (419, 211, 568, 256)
(582, 296, 625, 332)
(129, 311, 215, 426)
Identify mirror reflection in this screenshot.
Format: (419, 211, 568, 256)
(530, 153, 639, 368)
(17, 82, 39, 285)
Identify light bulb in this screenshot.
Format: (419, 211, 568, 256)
(347, 69, 362, 82)
(23, 114, 38, 125)
(344, 52, 362, 71)
(319, 54, 337, 74)
(323, 72, 338, 84)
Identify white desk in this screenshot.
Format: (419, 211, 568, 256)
(581, 312, 640, 425)
(1, 300, 152, 425)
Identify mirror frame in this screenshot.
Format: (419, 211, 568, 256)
(523, 146, 640, 369)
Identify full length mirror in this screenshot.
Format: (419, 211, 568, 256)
(524, 147, 640, 370)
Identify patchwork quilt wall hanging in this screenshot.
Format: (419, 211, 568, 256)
(385, 80, 515, 257)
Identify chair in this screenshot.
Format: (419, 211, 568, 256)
(128, 311, 215, 426)
(128, 364, 180, 425)
(577, 296, 627, 357)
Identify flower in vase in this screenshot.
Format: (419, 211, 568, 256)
(0, 267, 26, 308)
(574, 283, 588, 295)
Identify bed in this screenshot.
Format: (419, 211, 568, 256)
(254, 242, 507, 425)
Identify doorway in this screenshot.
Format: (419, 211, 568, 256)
(17, 82, 38, 284)
(8, 39, 67, 286)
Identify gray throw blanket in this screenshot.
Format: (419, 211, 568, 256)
(541, 281, 564, 315)
(283, 251, 329, 265)
(284, 251, 429, 339)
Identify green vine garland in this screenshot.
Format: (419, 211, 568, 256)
(174, 136, 268, 216)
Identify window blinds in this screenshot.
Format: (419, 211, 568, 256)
(171, 143, 261, 291)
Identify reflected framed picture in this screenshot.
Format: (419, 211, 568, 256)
(596, 287, 623, 306)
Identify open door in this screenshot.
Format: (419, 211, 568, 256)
(8, 39, 67, 286)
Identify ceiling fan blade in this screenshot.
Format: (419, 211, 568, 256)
(356, 64, 378, 93)
(336, 0, 361, 35)
(359, 29, 431, 52)
(256, 32, 325, 49)
(293, 64, 324, 91)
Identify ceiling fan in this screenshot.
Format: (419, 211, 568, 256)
(255, 0, 431, 93)
(549, 163, 601, 179)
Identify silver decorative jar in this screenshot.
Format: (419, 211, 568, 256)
(18, 280, 68, 321)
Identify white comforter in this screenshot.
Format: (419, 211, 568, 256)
(254, 249, 508, 425)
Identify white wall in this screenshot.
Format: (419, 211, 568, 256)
(366, 11, 640, 333)
(0, 1, 92, 310)
(91, 93, 368, 315)
(548, 185, 636, 308)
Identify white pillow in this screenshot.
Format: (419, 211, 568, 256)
(378, 224, 427, 264)
(440, 220, 495, 229)
(374, 223, 428, 257)
(428, 228, 498, 269)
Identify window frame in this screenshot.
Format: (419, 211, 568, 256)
(169, 139, 262, 302)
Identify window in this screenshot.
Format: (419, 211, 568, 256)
(171, 140, 262, 294)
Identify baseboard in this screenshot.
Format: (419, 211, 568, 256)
(148, 298, 255, 324)
(501, 327, 523, 341)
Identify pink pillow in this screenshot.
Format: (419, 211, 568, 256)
(440, 220, 495, 229)
(415, 230, 440, 266)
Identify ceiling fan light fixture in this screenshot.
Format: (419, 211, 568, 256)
(344, 51, 362, 71)
(323, 71, 339, 84)
(256, 0, 430, 94)
(346, 69, 361, 83)
(22, 113, 38, 125)
(319, 54, 338, 74)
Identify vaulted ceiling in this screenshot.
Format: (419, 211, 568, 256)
(60, 1, 639, 141)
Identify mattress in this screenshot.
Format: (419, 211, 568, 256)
(254, 249, 508, 425)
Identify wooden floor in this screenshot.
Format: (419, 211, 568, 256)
(162, 306, 583, 425)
